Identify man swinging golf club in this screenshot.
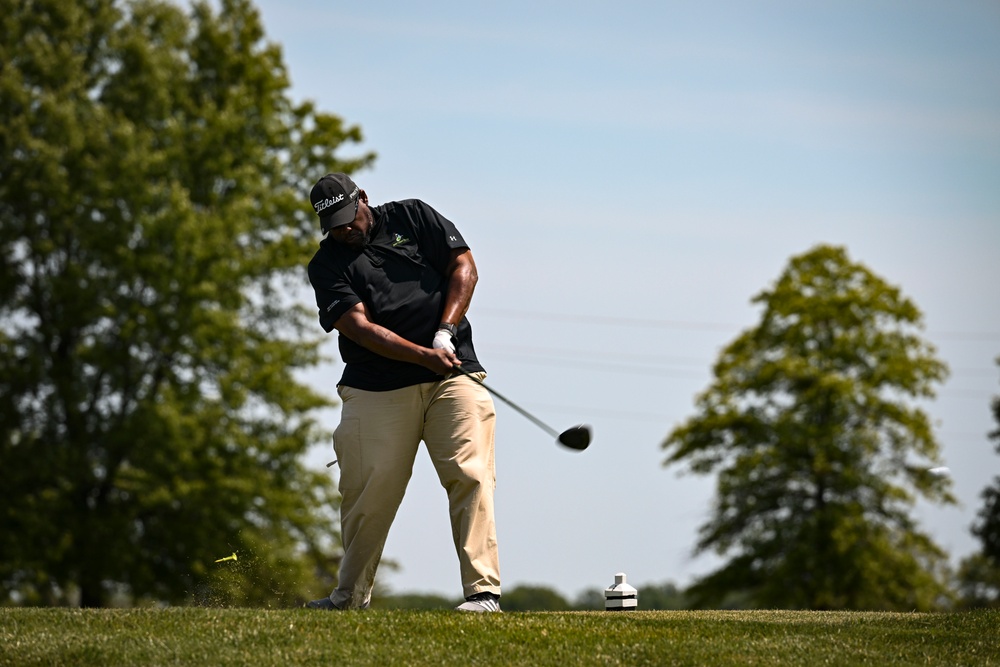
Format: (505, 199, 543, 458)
(305, 172, 501, 612)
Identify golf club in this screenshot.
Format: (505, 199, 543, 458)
(451, 365, 592, 451)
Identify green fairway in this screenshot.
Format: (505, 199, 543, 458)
(1, 608, 998, 666)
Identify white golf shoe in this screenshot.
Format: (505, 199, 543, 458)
(455, 593, 502, 612)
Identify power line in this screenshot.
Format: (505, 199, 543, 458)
(933, 331, 1000, 342)
(489, 344, 709, 367)
(487, 352, 709, 379)
(515, 402, 672, 424)
(485, 345, 996, 381)
(476, 307, 1000, 341)
(515, 402, 995, 446)
(939, 389, 998, 400)
(477, 308, 737, 332)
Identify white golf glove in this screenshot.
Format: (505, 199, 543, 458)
(432, 328, 456, 355)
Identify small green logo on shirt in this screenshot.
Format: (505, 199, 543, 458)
(392, 233, 410, 247)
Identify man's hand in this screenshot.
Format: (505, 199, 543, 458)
(432, 328, 456, 355)
(422, 346, 460, 375)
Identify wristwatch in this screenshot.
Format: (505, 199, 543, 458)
(438, 323, 458, 339)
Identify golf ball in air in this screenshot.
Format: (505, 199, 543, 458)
(927, 467, 950, 477)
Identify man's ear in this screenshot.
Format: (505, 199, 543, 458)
(358, 189, 368, 205)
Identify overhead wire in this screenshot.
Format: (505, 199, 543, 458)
(482, 343, 996, 384)
(475, 307, 1000, 342)
(473, 308, 999, 428)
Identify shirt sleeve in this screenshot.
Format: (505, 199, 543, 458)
(406, 200, 469, 273)
(308, 255, 361, 333)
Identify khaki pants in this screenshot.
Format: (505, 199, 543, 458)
(330, 372, 499, 609)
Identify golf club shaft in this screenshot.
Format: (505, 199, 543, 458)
(450, 365, 560, 439)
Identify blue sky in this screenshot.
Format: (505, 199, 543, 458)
(252, 0, 1000, 600)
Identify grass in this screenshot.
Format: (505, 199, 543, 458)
(2, 608, 998, 666)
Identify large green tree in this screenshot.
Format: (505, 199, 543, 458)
(662, 244, 954, 610)
(0, 0, 373, 607)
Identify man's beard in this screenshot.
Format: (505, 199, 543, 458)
(365, 207, 378, 245)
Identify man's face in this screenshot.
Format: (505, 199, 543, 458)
(329, 191, 372, 249)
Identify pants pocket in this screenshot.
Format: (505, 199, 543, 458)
(333, 417, 362, 492)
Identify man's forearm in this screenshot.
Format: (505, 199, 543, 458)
(335, 306, 456, 375)
(440, 251, 478, 326)
(348, 320, 433, 365)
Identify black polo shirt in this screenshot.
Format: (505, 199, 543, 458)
(307, 199, 485, 391)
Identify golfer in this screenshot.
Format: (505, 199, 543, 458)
(304, 173, 501, 613)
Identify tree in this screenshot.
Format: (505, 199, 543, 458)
(662, 244, 953, 610)
(500, 585, 572, 611)
(570, 582, 690, 610)
(972, 363, 1000, 564)
(572, 588, 605, 610)
(0, 0, 374, 607)
(956, 358, 1000, 608)
(635, 581, 689, 610)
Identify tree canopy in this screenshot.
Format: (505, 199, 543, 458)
(662, 244, 953, 610)
(0, 0, 373, 606)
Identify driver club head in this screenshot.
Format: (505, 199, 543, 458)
(557, 424, 592, 451)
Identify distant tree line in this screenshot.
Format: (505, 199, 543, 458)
(368, 582, 690, 611)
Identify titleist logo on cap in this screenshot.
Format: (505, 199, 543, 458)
(314, 193, 346, 213)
